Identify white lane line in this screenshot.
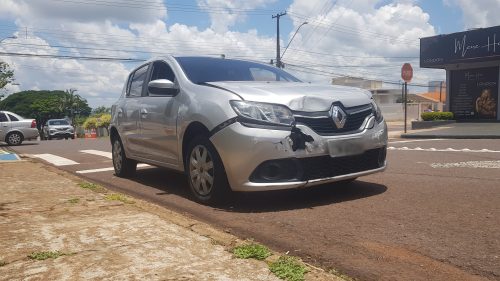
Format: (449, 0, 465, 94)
(76, 164, 150, 174)
(388, 139, 445, 144)
(388, 147, 500, 153)
(431, 161, 500, 169)
(80, 149, 112, 159)
(30, 154, 79, 166)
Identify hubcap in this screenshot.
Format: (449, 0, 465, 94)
(8, 133, 21, 145)
(113, 140, 123, 171)
(189, 145, 214, 196)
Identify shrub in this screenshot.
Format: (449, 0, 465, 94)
(83, 117, 97, 130)
(421, 111, 454, 121)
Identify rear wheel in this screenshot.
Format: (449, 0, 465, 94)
(6, 132, 23, 146)
(112, 138, 137, 177)
(185, 136, 230, 205)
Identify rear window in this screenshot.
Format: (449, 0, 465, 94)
(48, 120, 70, 125)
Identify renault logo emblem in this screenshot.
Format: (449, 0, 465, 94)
(330, 105, 347, 129)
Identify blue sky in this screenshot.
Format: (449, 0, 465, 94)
(0, 0, 498, 107)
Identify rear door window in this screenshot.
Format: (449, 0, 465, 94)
(128, 64, 149, 97)
(7, 114, 19, 121)
(0, 113, 8, 122)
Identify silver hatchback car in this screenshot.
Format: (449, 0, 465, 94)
(110, 56, 387, 204)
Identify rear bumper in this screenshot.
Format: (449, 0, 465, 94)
(21, 128, 39, 140)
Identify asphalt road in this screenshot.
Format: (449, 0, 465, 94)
(6, 137, 500, 281)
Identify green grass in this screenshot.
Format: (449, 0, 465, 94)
(232, 243, 272, 260)
(269, 256, 308, 281)
(28, 251, 65, 261)
(78, 182, 104, 192)
(104, 193, 135, 204)
(67, 198, 79, 204)
(0, 260, 7, 267)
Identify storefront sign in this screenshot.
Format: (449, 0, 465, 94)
(421, 25, 500, 68)
(450, 67, 498, 120)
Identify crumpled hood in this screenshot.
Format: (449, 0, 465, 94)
(206, 81, 373, 112)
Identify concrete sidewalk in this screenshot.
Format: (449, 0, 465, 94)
(0, 160, 340, 281)
(400, 122, 500, 139)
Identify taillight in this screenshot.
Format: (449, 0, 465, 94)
(31, 120, 37, 128)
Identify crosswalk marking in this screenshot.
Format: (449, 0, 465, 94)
(80, 149, 112, 159)
(388, 139, 445, 144)
(431, 160, 500, 169)
(388, 147, 500, 153)
(30, 154, 79, 166)
(76, 164, 150, 174)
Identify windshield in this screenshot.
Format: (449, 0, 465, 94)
(175, 57, 301, 84)
(48, 119, 70, 125)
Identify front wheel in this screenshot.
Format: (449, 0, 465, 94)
(112, 138, 137, 177)
(6, 132, 23, 146)
(185, 136, 230, 205)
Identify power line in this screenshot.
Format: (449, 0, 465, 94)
(0, 52, 144, 62)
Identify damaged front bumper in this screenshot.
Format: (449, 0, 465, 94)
(210, 117, 388, 192)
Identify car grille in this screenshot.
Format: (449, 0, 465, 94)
(294, 104, 373, 135)
(299, 147, 386, 181)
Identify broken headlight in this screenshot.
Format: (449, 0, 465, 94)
(371, 100, 383, 123)
(230, 100, 295, 127)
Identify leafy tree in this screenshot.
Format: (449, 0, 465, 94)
(92, 106, 111, 116)
(83, 113, 111, 134)
(61, 88, 91, 124)
(0, 90, 91, 129)
(83, 117, 97, 130)
(0, 61, 15, 100)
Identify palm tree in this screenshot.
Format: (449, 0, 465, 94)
(62, 88, 83, 124)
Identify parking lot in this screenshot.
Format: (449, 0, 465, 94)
(6, 137, 500, 281)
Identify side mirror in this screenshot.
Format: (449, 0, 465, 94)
(148, 79, 179, 96)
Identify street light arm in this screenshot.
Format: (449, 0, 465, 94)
(281, 22, 308, 60)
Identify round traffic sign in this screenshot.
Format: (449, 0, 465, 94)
(401, 63, 413, 82)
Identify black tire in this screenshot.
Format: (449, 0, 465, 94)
(48, 135, 52, 140)
(64, 136, 68, 140)
(71, 135, 75, 139)
(112, 137, 137, 177)
(6, 131, 23, 146)
(185, 136, 230, 205)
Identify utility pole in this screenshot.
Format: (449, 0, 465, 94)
(272, 12, 286, 68)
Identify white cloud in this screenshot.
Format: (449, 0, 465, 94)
(284, 1, 439, 85)
(196, 0, 277, 33)
(0, 0, 166, 24)
(445, 0, 500, 29)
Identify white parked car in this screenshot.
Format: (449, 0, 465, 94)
(0, 111, 39, 146)
(42, 119, 75, 140)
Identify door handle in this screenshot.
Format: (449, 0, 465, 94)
(140, 109, 148, 119)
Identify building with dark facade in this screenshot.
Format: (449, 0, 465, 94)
(420, 25, 500, 121)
